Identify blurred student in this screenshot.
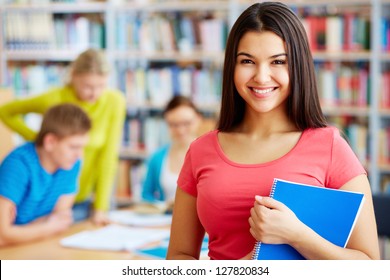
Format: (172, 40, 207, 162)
(167, 2, 379, 260)
(0, 104, 91, 246)
(0, 49, 126, 225)
(141, 95, 202, 206)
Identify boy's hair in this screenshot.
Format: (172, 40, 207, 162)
(218, 2, 327, 131)
(70, 48, 110, 76)
(35, 103, 92, 147)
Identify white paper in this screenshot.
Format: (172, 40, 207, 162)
(60, 224, 170, 251)
(108, 210, 172, 227)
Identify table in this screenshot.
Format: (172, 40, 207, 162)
(0, 221, 154, 260)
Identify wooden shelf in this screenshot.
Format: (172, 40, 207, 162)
(313, 51, 371, 61)
(113, 50, 224, 62)
(119, 147, 148, 161)
(379, 163, 390, 173)
(322, 106, 370, 117)
(1, 2, 108, 13)
(239, 0, 372, 8)
(5, 50, 84, 61)
(113, 0, 230, 12)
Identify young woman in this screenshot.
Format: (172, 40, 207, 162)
(167, 2, 379, 260)
(0, 49, 126, 225)
(141, 95, 201, 206)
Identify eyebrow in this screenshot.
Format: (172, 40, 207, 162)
(236, 52, 287, 59)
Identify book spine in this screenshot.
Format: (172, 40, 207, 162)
(251, 179, 278, 260)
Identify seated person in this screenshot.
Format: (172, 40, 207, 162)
(141, 96, 202, 208)
(0, 103, 91, 246)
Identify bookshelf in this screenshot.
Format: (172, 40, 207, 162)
(0, 0, 389, 195)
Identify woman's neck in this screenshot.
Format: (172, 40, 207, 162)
(238, 109, 297, 137)
(170, 140, 192, 152)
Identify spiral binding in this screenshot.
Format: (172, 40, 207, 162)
(251, 179, 278, 260)
(269, 179, 278, 198)
(251, 241, 261, 259)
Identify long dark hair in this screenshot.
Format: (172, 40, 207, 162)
(218, 2, 327, 131)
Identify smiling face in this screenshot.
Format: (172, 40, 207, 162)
(234, 31, 290, 116)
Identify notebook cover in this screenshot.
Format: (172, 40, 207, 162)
(253, 178, 364, 260)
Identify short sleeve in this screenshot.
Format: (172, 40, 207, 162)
(64, 160, 81, 194)
(0, 154, 29, 205)
(326, 128, 367, 189)
(177, 145, 197, 197)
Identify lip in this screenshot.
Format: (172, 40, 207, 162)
(250, 86, 277, 98)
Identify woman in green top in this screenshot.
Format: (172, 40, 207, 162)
(0, 49, 126, 225)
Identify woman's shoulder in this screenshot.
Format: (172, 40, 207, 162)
(105, 88, 125, 100)
(150, 145, 170, 158)
(190, 130, 218, 148)
(304, 126, 341, 140)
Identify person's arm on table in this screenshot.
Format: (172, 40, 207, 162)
(0, 196, 73, 246)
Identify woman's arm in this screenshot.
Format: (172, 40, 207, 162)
(167, 187, 205, 259)
(0, 92, 55, 140)
(141, 149, 166, 202)
(249, 174, 380, 260)
(92, 93, 126, 224)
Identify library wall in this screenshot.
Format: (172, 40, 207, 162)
(0, 0, 389, 196)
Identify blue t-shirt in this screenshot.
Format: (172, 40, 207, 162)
(0, 142, 80, 224)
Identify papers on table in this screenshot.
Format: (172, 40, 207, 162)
(60, 224, 170, 251)
(136, 236, 209, 259)
(108, 210, 172, 227)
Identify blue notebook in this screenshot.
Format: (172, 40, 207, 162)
(252, 178, 364, 260)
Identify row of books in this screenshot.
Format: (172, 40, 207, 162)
(6, 61, 383, 110)
(380, 70, 390, 109)
(381, 175, 390, 193)
(316, 62, 369, 108)
(122, 116, 170, 155)
(6, 63, 68, 97)
(2, 9, 384, 54)
(4, 12, 105, 51)
(2, 0, 88, 3)
(115, 11, 228, 53)
(300, 13, 370, 52)
(117, 63, 222, 108)
(378, 125, 390, 165)
(381, 17, 390, 52)
(325, 116, 369, 165)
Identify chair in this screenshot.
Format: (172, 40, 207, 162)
(372, 194, 390, 259)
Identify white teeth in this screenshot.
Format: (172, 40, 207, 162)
(253, 88, 274, 94)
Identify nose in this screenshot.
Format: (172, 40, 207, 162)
(253, 64, 271, 84)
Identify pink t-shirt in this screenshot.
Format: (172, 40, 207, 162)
(178, 127, 366, 260)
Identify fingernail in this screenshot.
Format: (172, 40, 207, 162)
(255, 195, 263, 201)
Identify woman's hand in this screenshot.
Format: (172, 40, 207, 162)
(91, 210, 110, 226)
(249, 195, 304, 245)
